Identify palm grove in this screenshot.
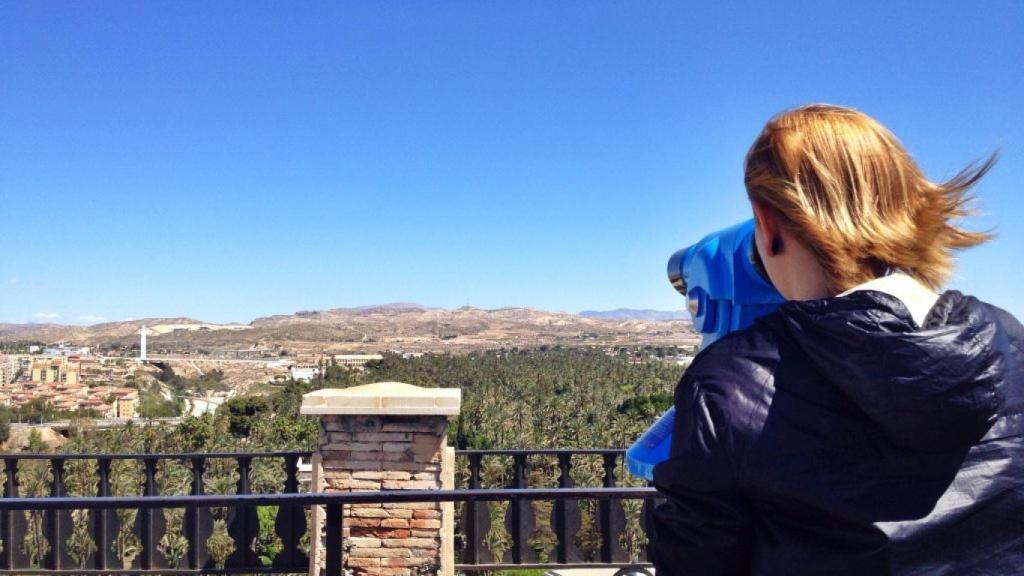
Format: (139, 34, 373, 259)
(7, 347, 686, 569)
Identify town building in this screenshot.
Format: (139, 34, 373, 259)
(30, 357, 80, 385)
(290, 365, 320, 382)
(2, 380, 139, 418)
(91, 386, 140, 418)
(671, 354, 695, 368)
(331, 353, 383, 368)
(0, 355, 21, 385)
(266, 358, 294, 369)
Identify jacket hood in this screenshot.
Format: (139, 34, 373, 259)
(770, 290, 1005, 451)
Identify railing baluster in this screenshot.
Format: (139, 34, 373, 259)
(140, 457, 158, 570)
(93, 458, 111, 571)
(642, 481, 660, 563)
(2, 458, 18, 570)
(461, 453, 491, 564)
(187, 456, 207, 570)
(325, 502, 343, 576)
(226, 456, 255, 568)
(275, 454, 306, 570)
(554, 453, 583, 563)
(599, 452, 628, 562)
(46, 458, 65, 570)
(505, 453, 536, 564)
(240, 456, 254, 569)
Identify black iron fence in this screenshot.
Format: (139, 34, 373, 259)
(0, 450, 658, 574)
(0, 452, 308, 573)
(458, 449, 653, 568)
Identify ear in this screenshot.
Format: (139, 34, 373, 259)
(751, 201, 780, 249)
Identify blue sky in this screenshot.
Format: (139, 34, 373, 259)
(1, 2, 1022, 324)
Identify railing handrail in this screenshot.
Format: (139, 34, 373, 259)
(0, 448, 628, 459)
(456, 448, 626, 455)
(0, 486, 657, 510)
(0, 451, 312, 460)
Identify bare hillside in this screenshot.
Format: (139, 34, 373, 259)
(1, 304, 698, 353)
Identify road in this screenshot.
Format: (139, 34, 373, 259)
(11, 417, 183, 432)
(145, 355, 278, 365)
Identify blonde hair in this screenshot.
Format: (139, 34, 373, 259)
(744, 104, 995, 294)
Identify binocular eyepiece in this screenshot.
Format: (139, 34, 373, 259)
(666, 218, 783, 348)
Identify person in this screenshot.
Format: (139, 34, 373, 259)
(648, 104, 1024, 575)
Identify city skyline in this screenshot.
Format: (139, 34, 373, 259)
(2, 2, 1022, 323)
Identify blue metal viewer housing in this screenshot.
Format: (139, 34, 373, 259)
(626, 218, 784, 480)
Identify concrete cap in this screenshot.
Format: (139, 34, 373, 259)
(300, 382, 462, 416)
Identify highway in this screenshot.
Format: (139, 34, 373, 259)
(143, 355, 280, 365)
(11, 417, 183, 432)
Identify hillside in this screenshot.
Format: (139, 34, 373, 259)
(0, 304, 698, 353)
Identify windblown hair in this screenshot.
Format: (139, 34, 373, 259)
(744, 104, 995, 294)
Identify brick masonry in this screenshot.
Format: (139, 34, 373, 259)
(329, 414, 445, 575)
(304, 383, 459, 576)
(301, 379, 458, 569)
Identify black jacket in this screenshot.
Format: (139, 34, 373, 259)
(650, 289, 1024, 575)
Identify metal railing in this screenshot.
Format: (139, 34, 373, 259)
(0, 452, 310, 573)
(0, 449, 657, 573)
(459, 449, 650, 568)
(0, 487, 657, 574)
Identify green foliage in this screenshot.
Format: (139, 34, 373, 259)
(157, 460, 192, 568)
(355, 349, 681, 450)
(137, 382, 182, 418)
(250, 458, 285, 494)
(219, 395, 271, 438)
(110, 459, 143, 568)
(617, 393, 673, 420)
(26, 429, 49, 453)
(65, 351, 679, 474)
(44, 348, 683, 568)
(0, 340, 43, 353)
(157, 365, 228, 395)
(206, 519, 235, 569)
(256, 506, 283, 566)
(266, 379, 315, 417)
(18, 454, 52, 568)
(64, 459, 98, 567)
(158, 526, 189, 569)
(0, 406, 10, 444)
(67, 509, 97, 568)
(174, 413, 229, 452)
(13, 400, 101, 424)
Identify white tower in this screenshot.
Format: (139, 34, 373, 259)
(140, 326, 148, 361)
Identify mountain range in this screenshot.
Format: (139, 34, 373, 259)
(0, 304, 697, 354)
(580, 308, 689, 321)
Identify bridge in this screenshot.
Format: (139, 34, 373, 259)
(140, 355, 284, 366)
(10, 416, 183, 432)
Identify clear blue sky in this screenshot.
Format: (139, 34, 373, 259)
(1, 2, 1021, 324)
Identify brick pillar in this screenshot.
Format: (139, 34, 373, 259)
(301, 382, 461, 576)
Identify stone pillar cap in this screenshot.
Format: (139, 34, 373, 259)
(300, 381, 461, 416)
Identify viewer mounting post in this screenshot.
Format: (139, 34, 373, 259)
(301, 382, 461, 576)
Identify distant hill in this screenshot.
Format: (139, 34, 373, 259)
(580, 308, 689, 321)
(0, 303, 698, 353)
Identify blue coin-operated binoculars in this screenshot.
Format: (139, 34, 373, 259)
(626, 219, 784, 480)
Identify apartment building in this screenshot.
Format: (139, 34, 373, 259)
(0, 355, 20, 386)
(30, 357, 81, 385)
